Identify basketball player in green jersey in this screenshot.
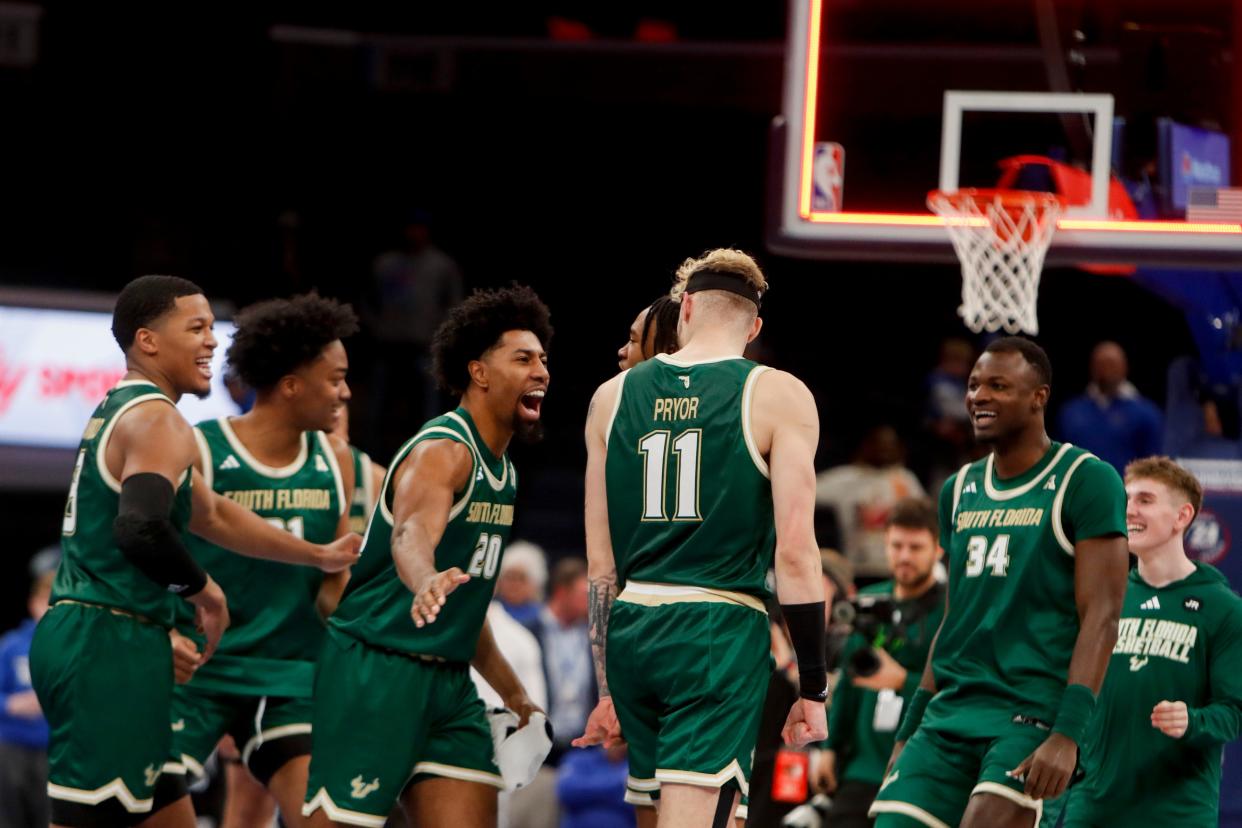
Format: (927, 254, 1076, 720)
(1061, 457, 1242, 827)
(152, 294, 361, 827)
(29, 276, 361, 828)
(870, 337, 1129, 828)
(303, 284, 552, 828)
(576, 249, 829, 828)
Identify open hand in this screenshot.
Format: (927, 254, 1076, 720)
(411, 568, 470, 627)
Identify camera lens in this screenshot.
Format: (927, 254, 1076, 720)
(850, 647, 880, 678)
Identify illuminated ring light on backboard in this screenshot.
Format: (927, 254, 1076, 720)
(784, 0, 1242, 265)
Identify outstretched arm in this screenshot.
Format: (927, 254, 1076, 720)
(316, 435, 359, 618)
(189, 468, 360, 573)
(388, 439, 475, 627)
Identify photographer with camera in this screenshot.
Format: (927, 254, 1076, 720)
(812, 498, 946, 827)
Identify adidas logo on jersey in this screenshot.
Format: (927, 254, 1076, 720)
(315, 455, 329, 472)
(1043, 475, 1057, 491)
(218, 455, 241, 470)
(963, 482, 977, 494)
(1140, 596, 1162, 611)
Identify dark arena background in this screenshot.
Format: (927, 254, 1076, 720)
(1, 2, 1240, 826)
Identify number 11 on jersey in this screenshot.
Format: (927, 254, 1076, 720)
(639, 429, 703, 522)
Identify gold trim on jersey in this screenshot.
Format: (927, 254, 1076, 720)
(1051, 452, 1096, 557)
(193, 426, 214, 491)
(218, 417, 309, 478)
(867, 800, 951, 828)
(444, 411, 509, 492)
(47, 777, 155, 812)
(50, 599, 161, 627)
(241, 723, 312, 767)
(654, 758, 749, 795)
(316, 430, 348, 518)
(376, 428, 475, 527)
(411, 762, 505, 789)
(654, 353, 748, 367)
(741, 365, 771, 479)
(617, 580, 767, 614)
(982, 443, 1073, 501)
(971, 782, 1043, 819)
(302, 789, 387, 827)
(96, 393, 178, 494)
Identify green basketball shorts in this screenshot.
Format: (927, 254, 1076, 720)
(165, 686, 313, 785)
(30, 601, 174, 827)
(869, 720, 1053, 828)
(302, 627, 502, 827)
(607, 585, 771, 804)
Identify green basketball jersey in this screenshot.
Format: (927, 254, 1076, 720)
(346, 445, 376, 536)
(923, 442, 1126, 738)
(1066, 562, 1242, 827)
(605, 354, 775, 596)
(55, 380, 193, 627)
(177, 418, 346, 697)
(331, 408, 517, 662)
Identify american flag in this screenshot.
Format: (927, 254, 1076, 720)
(1187, 187, 1242, 224)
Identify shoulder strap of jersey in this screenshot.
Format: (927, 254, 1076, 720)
(315, 430, 348, 518)
(1050, 450, 1099, 557)
(193, 425, 215, 491)
(379, 425, 477, 526)
(951, 461, 973, 516)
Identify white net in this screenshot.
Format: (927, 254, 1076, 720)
(927, 189, 1063, 335)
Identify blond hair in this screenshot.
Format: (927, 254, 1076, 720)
(1124, 456, 1204, 517)
(670, 248, 769, 301)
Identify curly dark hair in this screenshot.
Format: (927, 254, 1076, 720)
(226, 293, 359, 391)
(112, 275, 204, 352)
(642, 295, 681, 359)
(432, 284, 553, 395)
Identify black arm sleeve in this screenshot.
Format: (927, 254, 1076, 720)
(781, 601, 828, 700)
(113, 472, 208, 597)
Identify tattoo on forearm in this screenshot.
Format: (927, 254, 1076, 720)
(588, 575, 618, 696)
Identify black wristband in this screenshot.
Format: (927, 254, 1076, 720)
(114, 473, 208, 597)
(781, 601, 827, 701)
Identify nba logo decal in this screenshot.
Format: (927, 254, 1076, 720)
(812, 142, 844, 212)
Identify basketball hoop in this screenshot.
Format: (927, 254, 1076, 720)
(927, 188, 1065, 335)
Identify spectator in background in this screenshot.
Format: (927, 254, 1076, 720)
(512, 559, 593, 828)
(816, 426, 925, 581)
(0, 545, 58, 828)
(497, 540, 549, 628)
(364, 209, 465, 450)
(813, 499, 946, 828)
(920, 337, 976, 489)
(1058, 341, 1163, 472)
